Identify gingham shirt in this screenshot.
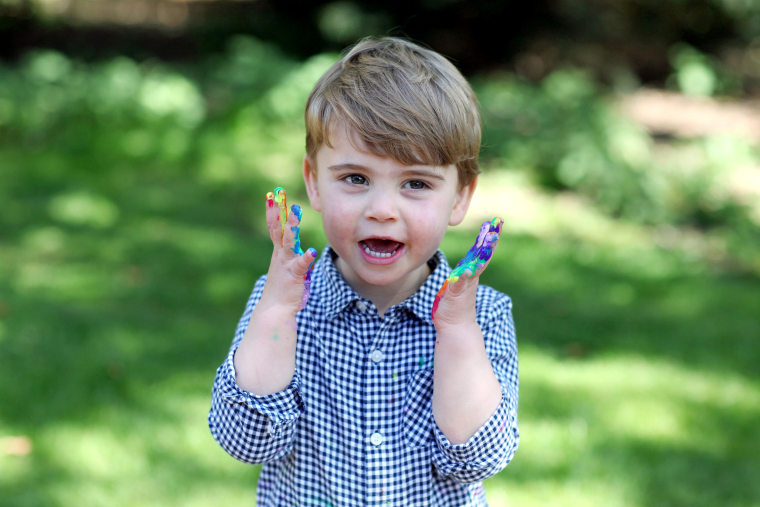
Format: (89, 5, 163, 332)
(209, 246, 519, 506)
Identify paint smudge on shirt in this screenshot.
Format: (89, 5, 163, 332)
(431, 217, 503, 319)
(309, 498, 334, 507)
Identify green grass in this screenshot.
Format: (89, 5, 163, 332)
(1, 43, 759, 506)
(471, 233, 760, 506)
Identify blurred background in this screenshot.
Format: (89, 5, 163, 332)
(0, 1, 758, 505)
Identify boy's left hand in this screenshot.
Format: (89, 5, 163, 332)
(431, 218, 503, 326)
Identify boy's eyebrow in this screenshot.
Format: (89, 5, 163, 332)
(327, 163, 447, 180)
(327, 163, 368, 172)
(401, 167, 447, 180)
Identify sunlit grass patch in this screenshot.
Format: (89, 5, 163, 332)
(0, 44, 758, 506)
(484, 346, 760, 506)
(5, 376, 260, 506)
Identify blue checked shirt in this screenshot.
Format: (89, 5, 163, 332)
(209, 246, 519, 506)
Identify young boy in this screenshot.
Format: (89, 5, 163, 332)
(209, 37, 519, 506)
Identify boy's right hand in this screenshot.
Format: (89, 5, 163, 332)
(234, 187, 314, 395)
(260, 187, 317, 315)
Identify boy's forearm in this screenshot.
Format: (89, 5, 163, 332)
(432, 321, 503, 445)
(233, 300, 298, 396)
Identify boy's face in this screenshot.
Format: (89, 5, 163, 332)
(303, 124, 476, 301)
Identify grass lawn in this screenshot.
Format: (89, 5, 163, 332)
(1, 46, 758, 506)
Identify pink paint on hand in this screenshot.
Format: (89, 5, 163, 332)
(431, 217, 503, 320)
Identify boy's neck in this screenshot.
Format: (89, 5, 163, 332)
(335, 257, 432, 317)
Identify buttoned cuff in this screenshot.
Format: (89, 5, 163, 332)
(216, 350, 304, 436)
(431, 393, 518, 482)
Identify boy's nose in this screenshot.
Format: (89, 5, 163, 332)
(364, 188, 399, 222)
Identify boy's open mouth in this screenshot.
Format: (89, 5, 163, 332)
(360, 239, 403, 259)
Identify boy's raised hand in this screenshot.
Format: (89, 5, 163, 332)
(431, 218, 503, 326)
(261, 187, 317, 314)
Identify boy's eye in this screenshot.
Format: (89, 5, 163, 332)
(345, 174, 367, 185)
(405, 180, 428, 190)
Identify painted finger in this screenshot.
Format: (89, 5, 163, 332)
(431, 217, 503, 319)
(273, 187, 288, 245)
(450, 218, 502, 281)
(472, 230, 501, 277)
(265, 191, 282, 245)
(282, 204, 303, 254)
(298, 247, 318, 310)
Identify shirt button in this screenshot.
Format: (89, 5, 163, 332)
(370, 432, 384, 446)
(355, 300, 367, 312)
(370, 349, 384, 363)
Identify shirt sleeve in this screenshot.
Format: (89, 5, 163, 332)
(208, 276, 305, 464)
(431, 289, 520, 483)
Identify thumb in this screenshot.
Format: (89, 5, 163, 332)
(296, 247, 318, 277)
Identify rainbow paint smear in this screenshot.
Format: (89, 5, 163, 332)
(431, 217, 503, 319)
(266, 187, 316, 309)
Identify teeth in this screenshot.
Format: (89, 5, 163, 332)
(362, 243, 397, 258)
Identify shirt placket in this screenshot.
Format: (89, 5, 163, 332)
(364, 309, 399, 505)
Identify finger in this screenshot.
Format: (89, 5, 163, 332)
(273, 187, 288, 245)
(431, 217, 503, 320)
(296, 247, 318, 276)
(298, 247, 318, 310)
(449, 218, 501, 281)
(473, 230, 501, 277)
(282, 204, 303, 254)
(265, 191, 282, 245)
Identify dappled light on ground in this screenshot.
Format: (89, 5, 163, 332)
(1, 36, 758, 506)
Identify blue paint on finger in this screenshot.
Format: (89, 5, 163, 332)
(431, 217, 503, 319)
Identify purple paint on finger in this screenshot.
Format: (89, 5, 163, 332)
(300, 247, 317, 310)
(431, 217, 503, 319)
(449, 217, 502, 282)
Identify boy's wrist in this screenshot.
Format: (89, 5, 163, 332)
(255, 294, 302, 320)
(434, 320, 482, 347)
(433, 309, 478, 333)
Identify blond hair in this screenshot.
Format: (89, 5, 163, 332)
(305, 37, 481, 186)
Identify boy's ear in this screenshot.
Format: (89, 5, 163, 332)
(302, 156, 321, 212)
(449, 176, 477, 226)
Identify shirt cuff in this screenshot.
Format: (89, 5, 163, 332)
(216, 350, 304, 437)
(431, 392, 518, 482)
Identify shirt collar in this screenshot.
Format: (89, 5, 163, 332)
(311, 246, 451, 324)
